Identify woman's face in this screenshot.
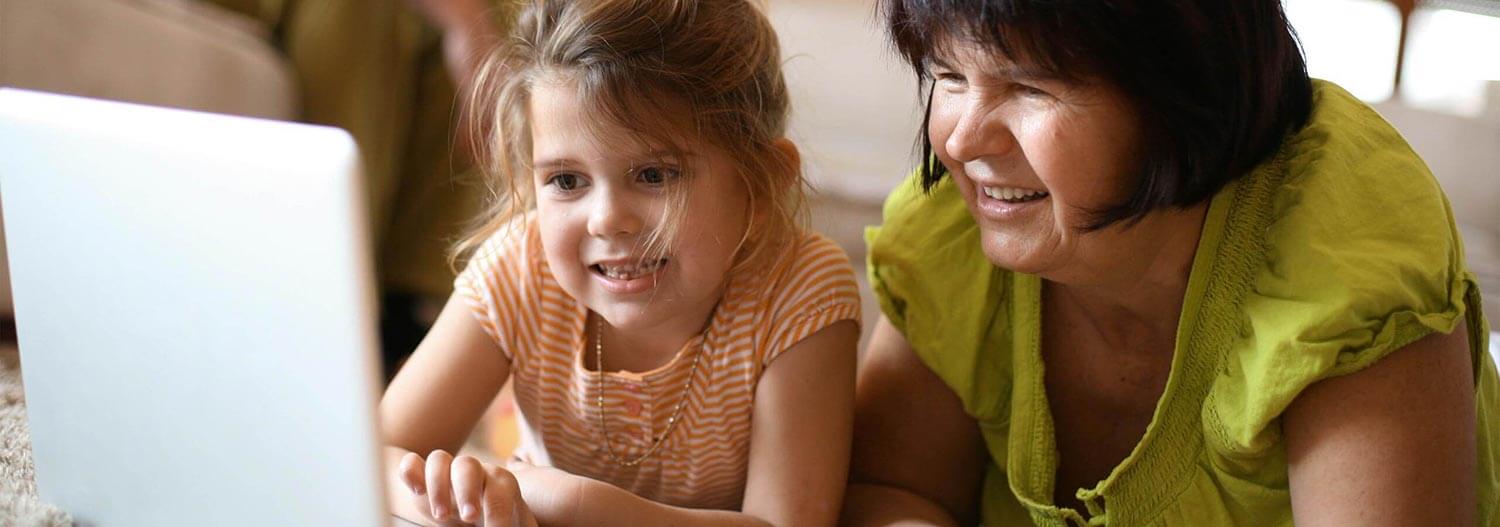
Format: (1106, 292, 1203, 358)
(927, 40, 1145, 277)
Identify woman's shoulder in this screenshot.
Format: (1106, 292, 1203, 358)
(865, 172, 1018, 418)
(1204, 80, 1483, 456)
(1274, 80, 1456, 235)
(1244, 79, 1471, 341)
(866, 172, 1004, 323)
(866, 173, 982, 272)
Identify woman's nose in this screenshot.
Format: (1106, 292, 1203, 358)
(943, 99, 1015, 163)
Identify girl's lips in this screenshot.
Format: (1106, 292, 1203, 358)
(589, 259, 669, 294)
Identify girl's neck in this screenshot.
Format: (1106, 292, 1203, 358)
(589, 299, 719, 374)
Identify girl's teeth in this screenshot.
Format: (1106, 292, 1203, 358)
(600, 260, 664, 279)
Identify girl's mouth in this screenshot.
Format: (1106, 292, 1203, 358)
(589, 258, 669, 294)
(590, 258, 668, 280)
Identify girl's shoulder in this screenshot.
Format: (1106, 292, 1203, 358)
(453, 213, 552, 361)
(747, 229, 861, 317)
(725, 229, 863, 367)
(464, 212, 543, 271)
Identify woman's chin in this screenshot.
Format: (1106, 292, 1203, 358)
(980, 236, 1054, 275)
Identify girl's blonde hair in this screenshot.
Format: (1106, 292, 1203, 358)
(453, 0, 803, 273)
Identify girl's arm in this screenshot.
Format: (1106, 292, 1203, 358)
(381, 293, 515, 525)
(840, 316, 988, 526)
(514, 319, 861, 527)
(1285, 319, 1476, 525)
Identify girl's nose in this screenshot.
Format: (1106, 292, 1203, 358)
(586, 190, 643, 238)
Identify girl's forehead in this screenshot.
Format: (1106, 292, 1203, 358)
(529, 77, 702, 162)
(530, 121, 698, 166)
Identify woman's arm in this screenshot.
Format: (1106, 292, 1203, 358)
(513, 319, 861, 527)
(1286, 319, 1476, 525)
(381, 293, 515, 525)
(841, 316, 988, 527)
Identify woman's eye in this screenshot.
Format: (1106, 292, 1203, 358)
(547, 173, 585, 191)
(1015, 83, 1050, 98)
(934, 72, 965, 85)
(636, 166, 680, 185)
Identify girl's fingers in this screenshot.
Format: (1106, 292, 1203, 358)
(449, 455, 486, 524)
(482, 464, 533, 527)
(424, 449, 457, 521)
(398, 452, 427, 496)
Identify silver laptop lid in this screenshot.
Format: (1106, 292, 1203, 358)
(0, 88, 388, 526)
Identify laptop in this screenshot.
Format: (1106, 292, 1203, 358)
(0, 88, 417, 526)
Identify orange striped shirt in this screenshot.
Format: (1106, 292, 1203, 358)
(455, 217, 862, 509)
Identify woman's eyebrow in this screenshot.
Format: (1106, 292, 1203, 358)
(929, 53, 1058, 82)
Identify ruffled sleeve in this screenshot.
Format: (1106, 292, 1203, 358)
(1208, 81, 1487, 456)
(758, 233, 863, 367)
(453, 215, 541, 364)
(865, 172, 1015, 420)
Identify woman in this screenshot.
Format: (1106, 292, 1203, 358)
(843, 1, 1498, 525)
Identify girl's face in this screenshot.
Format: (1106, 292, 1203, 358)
(926, 40, 1145, 279)
(528, 79, 750, 334)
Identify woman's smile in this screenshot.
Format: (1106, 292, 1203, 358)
(974, 183, 1050, 221)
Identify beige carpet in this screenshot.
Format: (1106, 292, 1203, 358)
(0, 343, 72, 527)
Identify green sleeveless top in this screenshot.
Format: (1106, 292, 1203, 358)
(865, 80, 1498, 526)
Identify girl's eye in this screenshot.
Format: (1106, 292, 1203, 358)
(547, 173, 586, 191)
(635, 166, 680, 186)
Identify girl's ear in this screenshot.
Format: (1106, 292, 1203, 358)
(772, 137, 801, 175)
(748, 137, 800, 227)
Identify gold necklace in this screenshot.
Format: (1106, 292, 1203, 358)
(594, 314, 705, 466)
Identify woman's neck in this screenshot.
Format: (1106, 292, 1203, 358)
(1045, 202, 1210, 347)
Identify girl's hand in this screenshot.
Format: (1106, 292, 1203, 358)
(397, 449, 538, 527)
(505, 460, 587, 525)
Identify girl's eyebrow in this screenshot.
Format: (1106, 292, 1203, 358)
(532, 150, 692, 171)
(638, 150, 689, 162)
(533, 158, 581, 170)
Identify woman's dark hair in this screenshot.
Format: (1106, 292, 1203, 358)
(886, 0, 1313, 228)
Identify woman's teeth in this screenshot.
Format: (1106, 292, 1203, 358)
(593, 259, 667, 280)
(982, 186, 1049, 203)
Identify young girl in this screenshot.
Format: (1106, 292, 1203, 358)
(379, 0, 862, 525)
